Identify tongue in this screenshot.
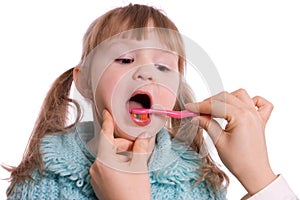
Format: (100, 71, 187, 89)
(128, 101, 143, 112)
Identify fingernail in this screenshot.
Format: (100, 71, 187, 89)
(191, 117, 200, 126)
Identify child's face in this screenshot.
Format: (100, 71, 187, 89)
(92, 37, 180, 140)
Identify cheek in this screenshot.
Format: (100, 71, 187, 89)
(153, 71, 180, 110)
(156, 87, 177, 110)
(94, 72, 120, 112)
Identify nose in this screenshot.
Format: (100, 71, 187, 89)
(132, 65, 154, 81)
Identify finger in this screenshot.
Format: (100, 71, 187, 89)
(191, 116, 224, 146)
(231, 88, 255, 108)
(185, 92, 238, 114)
(252, 96, 274, 124)
(206, 91, 242, 105)
(114, 138, 134, 163)
(213, 90, 253, 108)
(132, 132, 155, 154)
(97, 109, 116, 159)
(100, 110, 133, 155)
(201, 90, 254, 109)
(130, 133, 155, 172)
(186, 99, 236, 120)
(114, 138, 133, 153)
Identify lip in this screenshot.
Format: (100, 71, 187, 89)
(128, 90, 152, 126)
(130, 116, 151, 126)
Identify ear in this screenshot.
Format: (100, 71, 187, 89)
(73, 66, 80, 84)
(73, 66, 93, 99)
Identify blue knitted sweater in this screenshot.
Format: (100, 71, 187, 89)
(7, 122, 226, 200)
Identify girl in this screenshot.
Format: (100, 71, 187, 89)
(5, 4, 297, 200)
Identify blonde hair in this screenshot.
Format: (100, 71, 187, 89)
(6, 4, 228, 195)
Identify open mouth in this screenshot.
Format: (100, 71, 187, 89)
(128, 92, 152, 126)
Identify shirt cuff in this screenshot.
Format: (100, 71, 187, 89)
(241, 175, 299, 200)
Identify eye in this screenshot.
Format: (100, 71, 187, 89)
(155, 64, 170, 72)
(115, 58, 134, 64)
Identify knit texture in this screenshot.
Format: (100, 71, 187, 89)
(7, 121, 226, 200)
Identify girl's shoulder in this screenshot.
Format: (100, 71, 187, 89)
(41, 121, 94, 148)
(40, 122, 95, 193)
(41, 122, 94, 156)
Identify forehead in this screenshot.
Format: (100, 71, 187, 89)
(117, 28, 182, 51)
(83, 27, 183, 64)
(104, 39, 177, 58)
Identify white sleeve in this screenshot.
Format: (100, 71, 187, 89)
(241, 175, 299, 200)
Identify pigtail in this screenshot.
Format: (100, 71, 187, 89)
(5, 67, 81, 195)
(170, 80, 229, 192)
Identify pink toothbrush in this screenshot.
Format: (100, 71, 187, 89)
(130, 108, 199, 119)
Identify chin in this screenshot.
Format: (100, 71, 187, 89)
(114, 125, 138, 141)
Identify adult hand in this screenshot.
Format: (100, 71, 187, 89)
(89, 110, 155, 200)
(185, 89, 276, 195)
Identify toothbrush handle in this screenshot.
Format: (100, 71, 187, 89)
(164, 110, 199, 119)
(130, 108, 199, 119)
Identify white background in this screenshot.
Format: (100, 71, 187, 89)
(0, 0, 299, 199)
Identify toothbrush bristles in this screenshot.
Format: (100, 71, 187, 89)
(140, 114, 148, 120)
(131, 112, 149, 120)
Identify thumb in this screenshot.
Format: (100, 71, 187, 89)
(191, 116, 224, 146)
(252, 96, 274, 125)
(133, 132, 154, 153)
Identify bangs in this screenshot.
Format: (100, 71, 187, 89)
(117, 27, 185, 57)
(81, 4, 186, 73)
